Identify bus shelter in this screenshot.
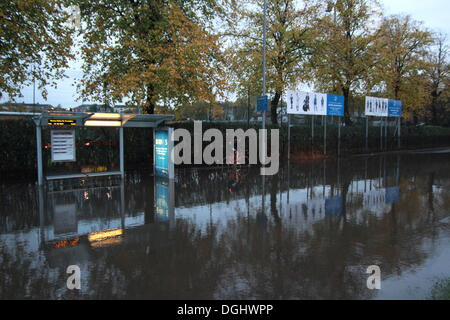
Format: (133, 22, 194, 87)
(0, 111, 173, 185)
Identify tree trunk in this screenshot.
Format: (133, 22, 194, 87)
(271, 91, 281, 126)
(430, 91, 438, 125)
(342, 87, 352, 126)
(144, 84, 156, 114)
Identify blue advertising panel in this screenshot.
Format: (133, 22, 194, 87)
(385, 186, 400, 204)
(257, 95, 269, 112)
(388, 100, 402, 118)
(325, 196, 343, 217)
(326, 94, 345, 116)
(155, 129, 169, 178)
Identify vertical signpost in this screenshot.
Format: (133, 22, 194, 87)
(388, 99, 403, 149)
(365, 116, 369, 151)
(154, 128, 174, 180)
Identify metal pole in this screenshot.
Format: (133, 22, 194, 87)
(119, 126, 125, 178)
(398, 117, 401, 149)
(262, 0, 267, 131)
(324, 116, 327, 155)
(120, 178, 125, 230)
(33, 65, 36, 106)
(288, 114, 291, 160)
(261, 0, 267, 213)
(365, 116, 369, 151)
(380, 117, 383, 151)
(247, 86, 250, 128)
(36, 124, 44, 186)
(338, 116, 341, 157)
(312, 115, 315, 139)
(385, 118, 388, 150)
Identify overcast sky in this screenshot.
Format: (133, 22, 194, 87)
(2, 0, 450, 109)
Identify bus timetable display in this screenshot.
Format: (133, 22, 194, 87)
(48, 119, 77, 126)
(51, 130, 76, 162)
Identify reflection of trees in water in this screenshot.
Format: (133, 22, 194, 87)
(80, 220, 229, 299)
(1, 153, 450, 299)
(0, 244, 80, 299)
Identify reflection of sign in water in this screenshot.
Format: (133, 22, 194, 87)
(155, 177, 174, 223)
(325, 196, 343, 217)
(385, 187, 400, 204)
(286, 91, 344, 116)
(154, 129, 174, 179)
(363, 189, 386, 208)
(363, 187, 400, 207)
(53, 203, 77, 235)
(51, 130, 76, 162)
(289, 199, 325, 217)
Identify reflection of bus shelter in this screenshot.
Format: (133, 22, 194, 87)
(0, 112, 173, 185)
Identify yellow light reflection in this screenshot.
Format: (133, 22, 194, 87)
(85, 120, 121, 127)
(90, 113, 122, 120)
(90, 237, 122, 248)
(88, 228, 123, 243)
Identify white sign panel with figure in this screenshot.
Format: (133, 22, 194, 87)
(51, 130, 76, 162)
(287, 90, 344, 116)
(365, 96, 389, 117)
(288, 91, 327, 115)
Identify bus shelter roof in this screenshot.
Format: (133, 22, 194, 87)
(0, 111, 174, 128)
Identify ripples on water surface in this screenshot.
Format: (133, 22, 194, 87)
(0, 151, 450, 299)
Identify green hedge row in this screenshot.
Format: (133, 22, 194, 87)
(1, 119, 450, 177)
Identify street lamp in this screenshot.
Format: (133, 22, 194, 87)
(326, 0, 337, 23)
(262, 0, 267, 130)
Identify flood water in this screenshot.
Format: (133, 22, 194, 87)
(1, 149, 450, 300)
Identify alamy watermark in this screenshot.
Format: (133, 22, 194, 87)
(67, 265, 81, 290)
(366, 265, 381, 290)
(171, 121, 280, 176)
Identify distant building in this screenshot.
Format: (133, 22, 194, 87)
(72, 104, 135, 113)
(0, 102, 54, 112)
(113, 105, 133, 113)
(73, 104, 113, 113)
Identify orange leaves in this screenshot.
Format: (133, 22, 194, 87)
(77, 0, 225, 112)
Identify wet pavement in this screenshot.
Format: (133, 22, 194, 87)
(1, 150, 450, 299)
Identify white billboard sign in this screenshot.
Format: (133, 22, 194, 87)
(287, 90, 344, 116)
(365, 96, 389, 117)
(287, 91, 327, 116)
(51, 130, 76, 162)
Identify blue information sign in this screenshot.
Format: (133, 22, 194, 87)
(257, 95, 269, 112)
(326, 94, 345, 116)
(155, 129, 169, 178)
(388, 100, 402, 118)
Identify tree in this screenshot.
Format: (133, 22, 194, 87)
(374, 15, 433, 118)
(0, 0, 74, 100)
(425, 33, 449, 125)
(75, 0, 226, 114)
(225, 0, 318, 125)
(312, 0, 381, 124)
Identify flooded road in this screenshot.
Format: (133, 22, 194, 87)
(1, 150, 450, 300)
